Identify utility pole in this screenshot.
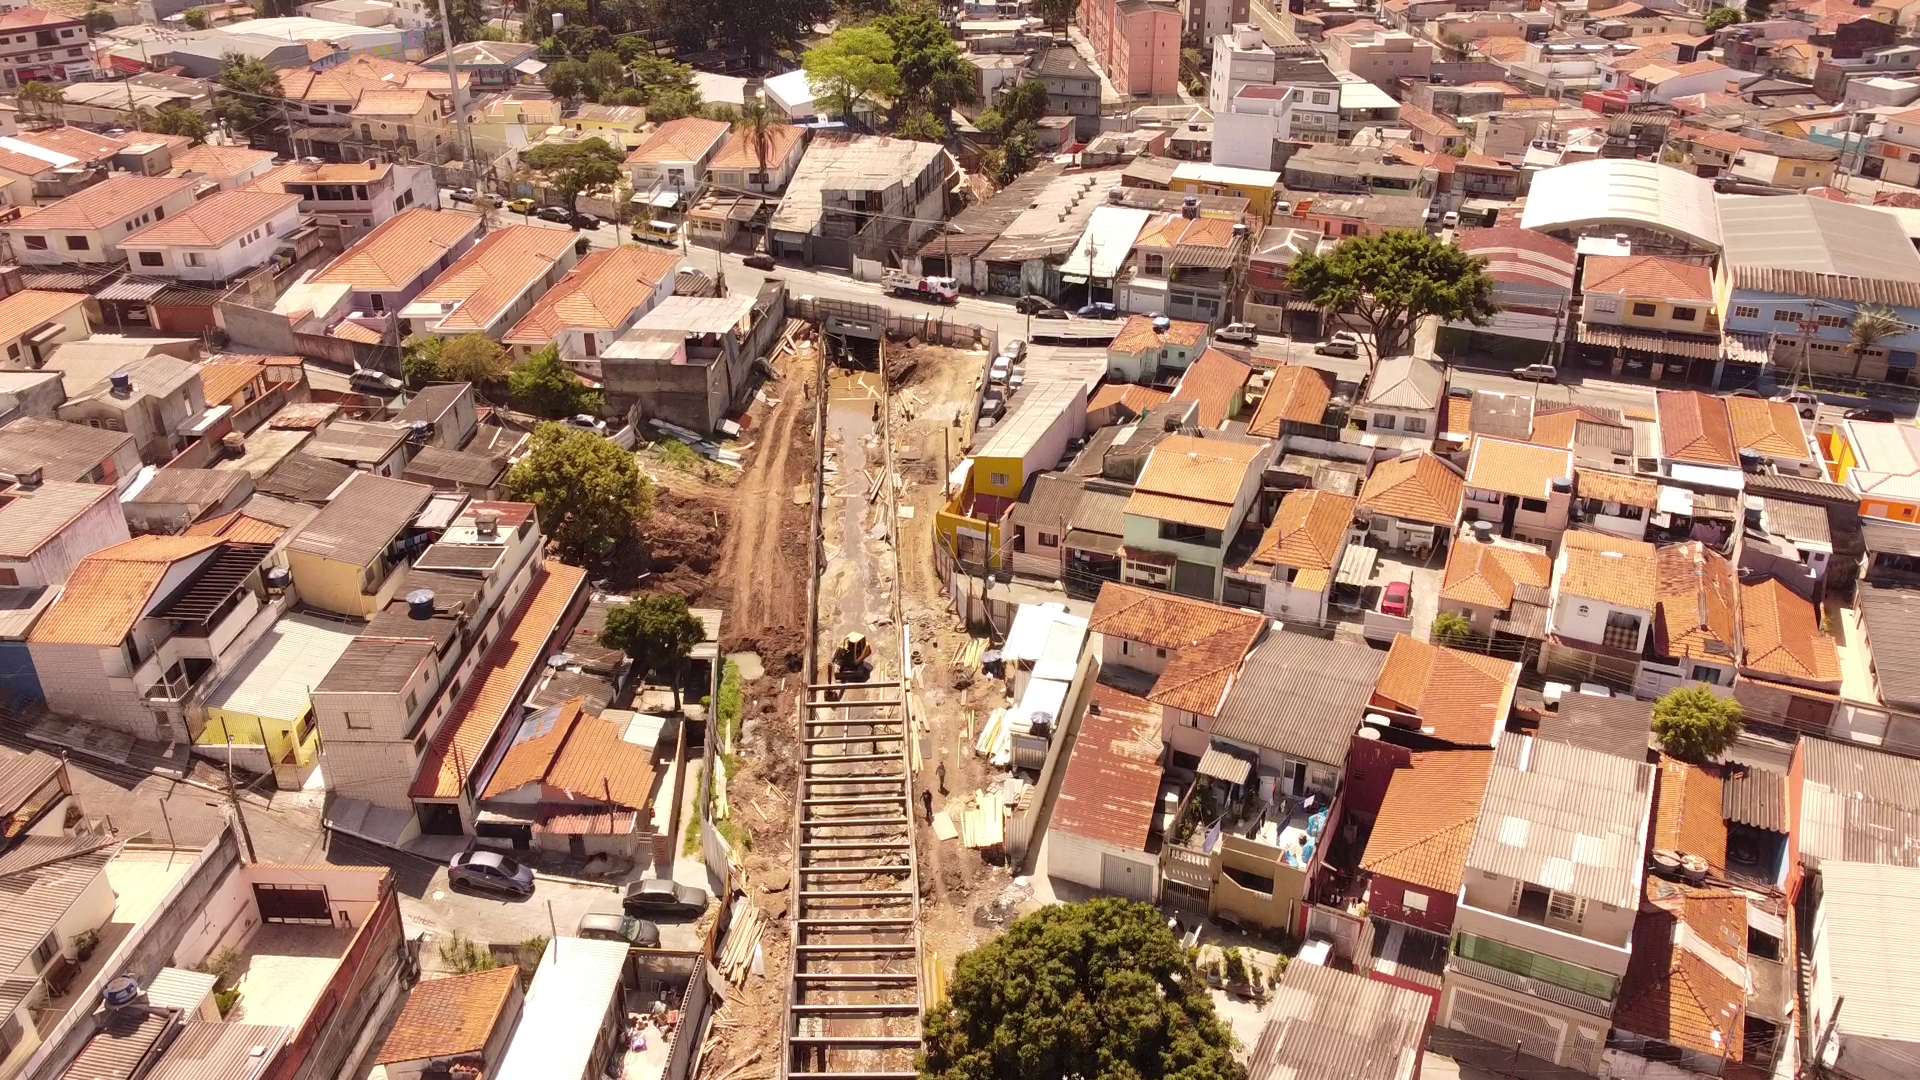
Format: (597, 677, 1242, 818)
(222, 733, 259, 863)
(435, 0, 474, 170)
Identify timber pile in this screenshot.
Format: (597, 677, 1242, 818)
(717, 896, 766, 985)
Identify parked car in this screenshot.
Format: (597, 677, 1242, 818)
(621, 878, 710, 918)
(565, 413, 607, 432)
(743, 252, 776, 271)
(1442, 210, 1460, 229)
(534, 205, 573, 224)
(1776, 390, 1820, 418)
(1032, 308, 1070, 320)
(1013, 295, 1055, 315)
(1001, 338, 1027, 363)
(1514, 363, 1558, 383)
(448, 850, 534, 899)
(1315, 338, 1359, 358)
(450, 186, 477, 204)
(505, 197, 537, 214)
(1380, 580, 1412, 618)
(350, 368, 401, 392)
(1846, 407, 1898, 423)
(569, 211, 599, 230)
(577, 911, 661, 947)
(1215, 322, 1258, 345)
(1076, 302, 1120, 319)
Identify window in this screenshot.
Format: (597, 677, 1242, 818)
(183, 253, 203, 267)
(1037, 531, 1058, 547)
(1672, 306, 1697, 322)
(1733, 305, 1760, 319)
(23, 235, 45, 250)
(988, 471, 1011, 488)
(405, 690, 419, 715)
(1402, 889, 1429, 913)
(1690, 665, 1724, 686)
(1155, 647, 1167, 659)
(1311, 91, 1330, 104)
(1374, 414, 1396, 430)
(1340, 222, 1359, 236)
(1402, 416, 1427, 433)
(1521, 497, 1548, 513)
(1603, 610, 1641, 650)
(413, 732, 428, 755)
(1631, 302, 1657, 317)
(1792, 166, 1807, 177)
(137, 251, 163, 267)
(370, 294, 386, 313)
(1785, 695, 1835, 729)
(30, 932, 57, 971)
(582, 333, 597, 356)
(1816, 313, 1848, 329)
(343, 712, 372, 729)
(1773, 308, 1802, 324)
(1143, 253, 1164, 275)
(63, 235, 86, 251)
(0, 569, 15, 586)
(1588, 296, 1617, 313)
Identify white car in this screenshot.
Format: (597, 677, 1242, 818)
(1515, 363, 1558, 383)
(1442, 210, 1460, 228)
(1215, 322, 1258, 345)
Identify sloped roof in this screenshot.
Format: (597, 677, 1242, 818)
(1048, 676, 1164, 851)
(1657, 390, 1737, 467)
(288, 472, 432, 567)
(710, 122, 806, 169)
(1582, 254, 1715, 301)
(1167, 348, 1250, 430)
(311, 208, 480, 291)
(0, 175, 195, 232)
(1088, 582, 1265, 717)
(1366, 354, 1444, 411)
(1740, 577, 1841, 685)
(1243, 489, 1355, 595)
(1468, 735, 1656, 908)
(124, 188, 299, 249)
(409, 225, 576, 333)
(29, 535, 222, 646)
(1442, 537, 1551, 611)
(1466, 435, 1571, 499)
(1725, 396, 1811, 462)
(1371, 635, 1517, 748)
(1246, 365, 1334, 437)
(1248, 963, 1430, 1080)
(1358, 451, 1464, 527)
(1361, 750, 1496, 894)
(481, 697, 657, 809)
(1211, 629, 1385, 766)
(624, 116, 731, 165)
(1560, 529, 1659, 610)
(504, 246, 679, 341)
(0, 481, 115, 561)
(377, 965, 522, 1065)
(1652, 541, 1738, 665)
(1126, 434, 1264, 531)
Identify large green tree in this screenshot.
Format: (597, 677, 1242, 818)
(510, 345, 603, 418)
(878, 3, 973, 124)
(599, 594, 706, 708)
(629, 55, 703, 121)
(1030, 0, 1075, 29)
(15, 80, 62, 122)
(214, 53, 288, 147)
(506, 423, 654, 564)
(1652, 685, 1744, 764)
(1288, 228, 1497, 362)
(802, 26, 900, 120)
(924, 899, 1245, 1080)
(147, 104, 210, 142)
(522, 136, 623, 213)
(439, 333, 510, 387)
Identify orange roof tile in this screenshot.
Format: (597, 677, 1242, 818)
(1466, 435, 1571, 500)
(248, 160, 393, 191)
(1617, 901, 1747, 1061)
(1559, 530, 1658, 610)
(1370, 635, 1517, 747)
(1531, 404, 1625, 450)
(1582, 255, 1715, 302)
(1658, 390, 1738, 467)
(124, 188, 300, 249)
(1133, 213, 1237, 250)
(1088, 582, 1266, 717)
(624, 116, 731, 165)
(330, 320, 386, 345)
(1740, 577, 1842, 686)
(1396, 101, 1463, 139)
(1245, 489, 1356, 594)
(1109, 314, 1208, 353)
(196, 362, 263, 406)
(276, 53, 462, 106)
(170, 143, 275, 180)
(351, 88, 432, 117)
(412, 562, 588, 800)
(709, 123, 806, 170)
(183, 511, 288, 546)
(1653, 754, 1727, 875)
(0, 289, 84, 346)
(28, 535, 224, 646)
(481, 697, 658, 809)
(410, 225, 576, 333)
(1725, 397, 1810, 461)
(312, 208, 480, 292)
(376, 965, 521, 1065)
(1088, 382, 1172, 418)
(1653, 541, 1738, 664)
(1443, 393, 1473, 440)
(14, 125, 125, 161)
(1358, 451, 1464, 527)
(1246, 365, 1334, 437)
(0, 175, 196, 233)
(1168, 348, 1250, 429)
(503, 246, 680, 342)
(1575, 468, 1659, 508)
(1127, 434, 1263, 528)
(1360, 750, 1496, 893)
(1441, 537, 1551, 610)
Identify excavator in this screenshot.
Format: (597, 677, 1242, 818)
(825, 633, 872, 701)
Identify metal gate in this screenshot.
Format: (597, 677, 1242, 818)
(1102, 852, 1153, 901)
(253, 882, 331, 925)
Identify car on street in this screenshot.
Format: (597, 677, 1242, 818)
(1514, 363, 1558, 382)
(349, 368, 401, 392)
(1315, 338, 1359, 358)
(1215, 322, 1258, 345)
(622, 877, 710, 919)
(1013, 295, 1055, 315)
(447, 850, 535, 899)
(534, 205, 573, 224)
(1001, 338, 1027, 363)
(577, 911, 661, 947)
(569, 211, 599, 230)
(1380, 580, 1412, 618)
(1032, 307, 1070, 320)
(450, 187, 477, 204)
(1775, 390, 1820, 418)
(1077, 302, 1120, 319)
(505, 197, 537, 215)
(1442, 210, 1460, 229)
(1846, 407, 1898, 423)
(743, 252, 776, 271)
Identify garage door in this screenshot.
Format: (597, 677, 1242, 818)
(1101, 852, 1153, 902)
(253, 882, 331, 925)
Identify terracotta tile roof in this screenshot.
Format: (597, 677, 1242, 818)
(1559, 529, 1658, 610)
(1725, 397, 1810, 461)
(1531, 404, 1624, 450)
(624, 116, 731, 165)
(1397, 101, 1464, 140)
(1466, 435, 1571, 500)
(1616, 901, 1747, 1061)
(376, 965, 520, 1065)
(1653, 754, 1727, 875)
(709, 123, 806, 170)
(329, 320, 386, 345)
(124, 188, 300, 249)
(504, 246, 680, 342)
(1740, 577, 1841, 686)
(15, 126, 123, 161)
(351, 88, 431, 117)
(170, 144, 275, 179)
(1088, 382, 1171, 418)
(0, 289, 83, 345)
(1370, 635, 1517, 747)
(1048, 676, 1164, 850)
(0, 148, 53, 177)
(0, 175, 195, 232)
(1167, 348, 1250, 429)
(410, 225, 576, 332)
(1441, 537, 1551, 610)
(312, 208, 480, 292)
(1088, 582, 1266, 717)
(1245, 489, 1356, 594)
(412, 562, 588, 800)
(481, 697, 658, 809)
(1442, 392, 1472, 439)
(28, 535, 224, 646)
(182, 510, 290, 546)
(248, 160, 393, 191)
(1109, 314, 1208, 353)
(1360, 750, 1495, 893)
(1575, 468, 1658, 508)
(1582, 254, 1715, 302)
(1653, 541, 1738, 664)
(196, 362, 263, 406)
(1658, 390, 1738, 467)
(1245, 365, 1333, 437)
(1133, 213, 1237, 250)
(1126, 434, 1263, 530)
(276, 54, 461, 106)
(0, 7, 79, 30)
(1357, 451, 1464, 527)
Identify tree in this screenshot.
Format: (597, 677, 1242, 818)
(895, 107, 946, 142)
(990, 122, 1038, 185)
(585, 50, 628, 99)
(1704, 6, 1743, 29)
(733, 97, 778, 188)
(1029, 0, 1074, 29)
(214, 53, 288, 147)
(439, 333, 510, 386)
(437, 932, 499, 974)
(1288, 229, 1497, 364)
(510, 345, 603, 418)
(84, 5, 116, 34)
(16, 79, 62, 122)
(522, 136, 623, 213)
(802, 26, 900, 120)
(183, 6, 209, 28)
(505, 423, 653, 564)
(923, 899, 1246, 1080)
(629, 55, 702, 121)
(1850, 305, 1906, 378)
(547, 59, 590, 101)
(1652, 685, 1744, 764)
(879, 3, 973, 122)
(148, 104, 209, 142)
(1432, 612, 1473, 647)
(402, 334, 446, 387)
(599, 594, 706, 709)
(978, 77, 1047, 133)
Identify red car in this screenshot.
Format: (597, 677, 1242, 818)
(1381, 581, 1412, 617)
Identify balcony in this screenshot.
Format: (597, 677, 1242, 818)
(1452, 897, 1632, 979)
(140, 657, 213, 704)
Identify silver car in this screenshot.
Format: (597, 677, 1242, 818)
(577, 911, 662, 947)
(447, 850, 534, 899)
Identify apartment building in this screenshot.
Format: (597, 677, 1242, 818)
(502, 246, 680, 378)
(249, 159, 440, 246)
(0, 2, 89, 88)
(1080, 0, 1182, 99)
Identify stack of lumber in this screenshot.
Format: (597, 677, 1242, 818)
(716, 897, 765, 984)
(961, 788, 1005, 850)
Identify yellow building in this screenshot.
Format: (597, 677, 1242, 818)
(564, 103, 649, 150)
(200, 613, 359, 789)
(1579, 255, 1718, 335)
(286, 473, 435, 617)
(1828, 417, 1920, 522)
(934, 380, 1088, 570)
(1172, 161, 1282, 223)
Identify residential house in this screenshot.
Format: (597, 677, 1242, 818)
(120, 468, 252, 534)
(1728, 395, 1817, 475)
(26, 533, 290, 743)
(1360, 749, 1496, 937)
(937, 380, 1090, 572)
(1611, 880, 1768, 1076)
(489, 937, 633, 1080)
(1438, 532, 1553, 640)
(1357, 451, 1465, 553)
(1540, 529, 1659, 687)
(766, 134, 956, 274)
(1118, 210, 1246, 324)
(401, 445, 507, 496)
(1462, 435, 1574, 551)
(1080, 0, 1182, 99)
(0, 288, 89, 369)
(563, 104, 647, 149)
(285, 472, 433, 617)
(0, 416, 141, 489)
(475, 696, 659, 855)
(1439, 735, 1656, 1073)
(625, 116, 732, 214)
(502, 247, 681, 377)
(1363, 355, 1445, 441)
(307, 208, 484, 330)
(1166, 347, 1249, 429)
(1734, 575, 1844, 728)
(0, 175, 199, 266)
(392, 382, 478, 452)
(424, 40, 541, 90)
(167, 144, 276, 191)
(1244, 363, 1336, 440)
(399, 225, 579, 340)
(303, 418, 414, 476)
(1333, 27, 1435, 87)
(1214, 79, 1347, 170)
(247, 160, 440, 246)
(1369, 634, 1518, 748)
(1286, 191, 1429, 239)
(374, 966, 525, 1080)
(1243, 226, 1325, 337)
(1654, 389, 1742, 483)
(1571, 468, 1659, 541)
(0, 830, 120, 1080)
(1045, 674, 1168, 901)
(1806, 860, 1920, 1080)
(55, 355, 206, 466)
(0, 478, 130, 703)
(599, 292, 774, 435)
(0, 5, 88, 88)
(1003, 471, 1132, 592)
(1172, 161, 1280, 222)
(705, 123, 807, 196)
(1576, 254, 1722, 380)
(1221, 488, 1357, 621)
(1247, 951, 1432, 1080)
(120, 188, 303, 283)
(1106, 315, 1210, 382)
(1121, 433, 1273, 599)
(1025, 47, 1103, 140)
(200, 611, 357, 787)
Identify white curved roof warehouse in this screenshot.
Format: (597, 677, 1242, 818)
(1520, 159, 1722, 251)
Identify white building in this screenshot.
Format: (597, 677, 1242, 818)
(121, 188, 303, 282)
(0, 175, 200, 265)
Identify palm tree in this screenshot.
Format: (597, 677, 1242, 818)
(17, 80, 62, 123)
(734, 96, 777, 196)
(1851, 305, 1906, 378)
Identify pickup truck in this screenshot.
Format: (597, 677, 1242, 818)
(881, 270, 959, 304)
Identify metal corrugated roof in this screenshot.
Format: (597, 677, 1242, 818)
(1722, 762, 1787, 832)
(1799, 738, 1920, 867)
(1854, 582, 1920, 713)
(288, 472, 433, 567)
(1466, 736, 1655, 908)
(1247, 962, 1430, 1080)
(1209, 628, 1383, 767)
(61, 1008, 175, 1080)
(1533, 695, 1653, 762)
(1813, 861, 1920, 1043)
(0, 835, 119, 972)
(1519, 159, 1721, 249)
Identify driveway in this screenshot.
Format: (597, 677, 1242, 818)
(1367, 549, 1445, 642)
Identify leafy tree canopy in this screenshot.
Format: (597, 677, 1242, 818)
(1288, 228, 1497, 359)
(1704, 6, 1743, 28)
(510, 345, 603, 418)
(629, 55, 703, 120)
(1029, 0, 1074, 28)
(505, 423, 653, 564)
(522, 136, 624, 211)
(402, 334, 446, 388)
(599, 593, 706, 707)
(924, 898, 1245, 1080)
(802, 26, 900, 119)
(978, 78, 1047, 134)
(147, 104, 210, 142)
(879, 3, 973, 119)
(214, 54, 287, 145)
(439, 333, 510, 386)
(1652, 685, 1744, 763)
